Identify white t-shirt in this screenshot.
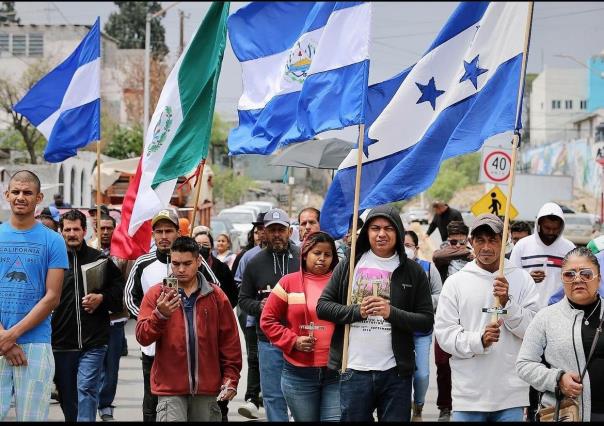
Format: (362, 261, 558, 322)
(347, 250, 399, 371)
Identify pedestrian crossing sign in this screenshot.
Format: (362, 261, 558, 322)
(471, 186, 518, 219)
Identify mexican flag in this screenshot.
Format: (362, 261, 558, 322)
(111, 2, 229, 259)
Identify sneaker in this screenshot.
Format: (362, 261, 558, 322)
(412, 403, 423, 422)
(100, 414, 114, 422)
(238, 400, 259, 420)
(438, 408, 451, 422)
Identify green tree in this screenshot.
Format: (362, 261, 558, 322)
(212, 168, 256, 205)
(0, 2, 19, 23)
(427, 153, 480, 202)
(209, 113, 233, 164)
(104, 124, 143, 159)
(105, 2, 169, 59)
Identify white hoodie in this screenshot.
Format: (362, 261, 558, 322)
(434, 259, 540, 412)
(509, 202, 575, 309)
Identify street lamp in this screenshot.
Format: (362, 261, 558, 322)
(144, 2, 180, 138)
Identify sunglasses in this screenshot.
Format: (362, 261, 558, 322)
(561, 268, 599, 283)
(448, 239, 467, 246)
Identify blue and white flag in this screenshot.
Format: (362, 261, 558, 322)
(14, 18, 101, 163)
(321, 2, 530, 238)
(227, 2, 370, 155)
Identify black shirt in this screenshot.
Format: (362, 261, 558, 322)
(569, 298, 604, 414)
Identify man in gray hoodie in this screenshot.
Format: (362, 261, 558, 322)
(317, 204, 434, 422)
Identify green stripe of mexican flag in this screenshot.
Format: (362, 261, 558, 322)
(129, 2, 229, 234)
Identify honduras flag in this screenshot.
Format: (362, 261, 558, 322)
(13, 18, 101, 163)
(321, 2, 531, 238)
(227, 2, 370, 155)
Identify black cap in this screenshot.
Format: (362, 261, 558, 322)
(252, 211, 266, 226)
(88, 205, 110, 216)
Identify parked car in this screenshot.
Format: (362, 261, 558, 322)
(563, 213, 602, 246)
(218, 208, 256, 247)
(403, 209, 431, 225)
(210, 216, 241, 253)
(243, 201, 273, 212)
(235, 204, 261, 217)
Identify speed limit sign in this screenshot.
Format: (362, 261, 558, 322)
(479, 146, 512, 184)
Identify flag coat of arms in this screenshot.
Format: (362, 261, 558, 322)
(111, 2, 229, 259)
(227, 1, 371, 155)
(321, 2, 530, 238)
(13, 18, 101, 163)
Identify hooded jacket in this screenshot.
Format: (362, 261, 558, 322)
(435, 258, 540, 412)
(316, 205, 434, 377)
(510, 202, 575, 309)
(52, 240, 124, 351)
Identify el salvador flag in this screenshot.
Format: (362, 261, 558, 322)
(321, 2, 530, 238)
(227, 2, 370, 155)
(13, 18, 101, 163)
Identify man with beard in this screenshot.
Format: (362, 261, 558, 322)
(124, 209, 180, 422)
(53, 209, 124, 422)
(238, 208, 300, 422)
(509, 202, 574, 421)
(435, 214, 539, 422)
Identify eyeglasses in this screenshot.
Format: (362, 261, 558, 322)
(404, 243, 416, 249)
(448, 239, 467, 246)
(561, 268, 599, 283)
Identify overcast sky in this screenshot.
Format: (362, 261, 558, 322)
(14, 2, 604, 122)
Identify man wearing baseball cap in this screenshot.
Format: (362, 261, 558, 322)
(238, 208, 300, 421)
(124, 209, 180, 422)
(434, 214, 539, 422)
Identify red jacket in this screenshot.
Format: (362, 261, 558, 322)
(135, 275, 242, 396)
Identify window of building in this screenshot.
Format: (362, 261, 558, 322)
(551, 100, 561, 110)
(28, 33, 43, 57)
(0, 33, 8, 53)
(580, 100, 587, 110)
(565, 100, 573, 109)
(12, 34, 26, 56)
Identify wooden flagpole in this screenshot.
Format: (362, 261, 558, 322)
(96, 140, 102, 249)
(189, 159, 207, 237)
(489, 2, 534, 323)
(341, 123, 365, 372)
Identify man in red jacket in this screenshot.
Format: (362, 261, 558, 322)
(136, 236, 242, 421)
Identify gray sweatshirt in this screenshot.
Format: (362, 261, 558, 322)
(516, 296, 603, 422)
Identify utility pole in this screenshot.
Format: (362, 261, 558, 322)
(179, 10, 185, 56)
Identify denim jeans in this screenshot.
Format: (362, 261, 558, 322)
(452, 407, 524, 422)
(98, 321, 126, 417)
(54, 346, 107, 422)
(257, 340, 288, 421)
(280, 360, 340, 422)
(412, 333, 432, 406)
(243, 326, 260, 405)
(340, 367, 412, 422)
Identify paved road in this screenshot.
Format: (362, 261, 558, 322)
(5, 317, 441, 422)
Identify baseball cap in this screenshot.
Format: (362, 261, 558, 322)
(40, 206, 60, 222)
(152, 209, 179, 228)
(264, 208, 290, 228)
(470, 213, 504, 236)
(253, 211, 267, 226)
(88, 205, 110, 216)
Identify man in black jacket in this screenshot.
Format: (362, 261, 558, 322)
(238, 208, 300, 422)
(427, 201, 464, 241)
(316, 204, 433, 422)
(52, 209, 124, 422)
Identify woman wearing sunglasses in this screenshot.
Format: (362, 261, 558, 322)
(517, 247, 604, 421)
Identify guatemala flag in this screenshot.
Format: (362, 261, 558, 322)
(321, 2, 530, 238)
(227, 2, 370, 155)
(13, 18, 100, 163)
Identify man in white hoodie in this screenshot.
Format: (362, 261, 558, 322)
(435, 214, 540, 422)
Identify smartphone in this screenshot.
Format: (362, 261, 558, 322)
(163, 277, 179, 292)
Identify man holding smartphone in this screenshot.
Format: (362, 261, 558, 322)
(136, 236, 242, 422)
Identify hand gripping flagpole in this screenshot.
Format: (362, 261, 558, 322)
(484, 2, 534, 324)
(341, 123, 365, 373)
(189, 159, 207, 236)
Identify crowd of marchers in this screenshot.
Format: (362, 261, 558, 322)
(1, 169, 603, 423)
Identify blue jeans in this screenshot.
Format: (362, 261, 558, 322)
(452, 407, 524, 422)
(54, 346, 107, 422)
(412, 333, 432, 406)
(340, 367, 412, 422)
(98, 322, 126, 416)
(280, 360, 340, 422)
(257, 340, 288, 422)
